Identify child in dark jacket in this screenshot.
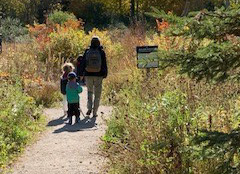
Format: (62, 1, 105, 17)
(60, 63, 74, 116)
(66, 72, 83, 125)
(76, 54, 86, 85)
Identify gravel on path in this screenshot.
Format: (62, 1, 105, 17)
(11, 87, 112, 174)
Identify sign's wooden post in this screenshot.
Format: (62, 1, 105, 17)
(0, 12, 2, 54)
(0, 34, 2, 54)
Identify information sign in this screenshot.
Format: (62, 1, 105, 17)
(137, 46, 159, 68)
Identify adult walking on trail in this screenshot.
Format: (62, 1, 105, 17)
(77, 36, 108, 117)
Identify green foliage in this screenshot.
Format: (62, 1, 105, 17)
(103, 62, 240, 174)
(0, 0, 40, 23)
(148, 5, 240, 82)
(103, 86, 193, 173)
(100, 21, 240, 173)
(157, 41, 240, 82)
(143, 3, 240, 174)
(103, 112, 126, 143)
(0, 81, 44, 169)
(162, 90, 191, 129)
(48, 29, 86, 60)
(193, 129, 240, 174)
(68, 0, 112, 30)
(48, 10, 77, 25)
(0, 17, 28, 42)
(102, 67, 196, 173)
(0, 0, 232, 29)
(0, 0, 236, 28)
(38, 27, 114, 62)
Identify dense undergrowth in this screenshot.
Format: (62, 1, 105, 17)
(103, 68, 240, 173)
(0, 80, 45, 170)
(0, 17, 62, 170)
(0, 43, 56, 171)
(101, 5, 240, 174)
(0, 45, 51, 170)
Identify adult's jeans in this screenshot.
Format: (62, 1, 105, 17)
(62, 95, 68, 114)
(85, 76, 103, 115)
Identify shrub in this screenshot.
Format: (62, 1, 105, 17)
(25, 81, 62, 108)
(0, 43, 47, 82)
(0, 17, 28, 42)
(38, 27, 118, 68)
(28, 17, 84, 64)
(0, 81, 44, 169)
(103, 86, 193, 173)
(0, 42, 61, 107)
(48, 10, 77, 25)
(15, 34, 32, 43)
(48, 29, 87, 60)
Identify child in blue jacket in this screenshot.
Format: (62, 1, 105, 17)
(66, 72, 83, 125)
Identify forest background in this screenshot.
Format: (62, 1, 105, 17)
(0, 0, 229, 30)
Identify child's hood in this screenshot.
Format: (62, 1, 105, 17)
(68, 81, 78, 89)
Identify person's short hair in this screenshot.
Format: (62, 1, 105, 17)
(62, 62, 75, 73)
(91, 36, 100, 48)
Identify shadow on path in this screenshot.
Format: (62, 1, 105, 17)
(51, 117, 98, 133)
(47, 115, 68, 127)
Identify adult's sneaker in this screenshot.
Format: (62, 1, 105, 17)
(93, 114, 98, 118)
(86, 110, 92, 116)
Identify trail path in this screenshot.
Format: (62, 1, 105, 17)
(11, 87, 112, 174)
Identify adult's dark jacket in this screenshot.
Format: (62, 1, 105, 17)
(77, 46, 108, 78)
(60, 77, 68, 95)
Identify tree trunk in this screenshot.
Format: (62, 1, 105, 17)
(130, 0, 135, 18)
(225, 0, 230, 8)
(181, 0, 190, 17)
(119, 0, 122, 13)
(136, 0, 139, 20)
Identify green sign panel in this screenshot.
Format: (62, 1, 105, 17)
(137, 46, 159, 68)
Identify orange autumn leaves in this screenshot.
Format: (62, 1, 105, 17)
(0, 72, 10, 78)
(156, 19, 169, 32)
(27, 19, 84, 50)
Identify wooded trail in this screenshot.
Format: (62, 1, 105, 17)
(11, 87, 112, 174)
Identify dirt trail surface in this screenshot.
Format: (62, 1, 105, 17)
(11, 87, 112, 174)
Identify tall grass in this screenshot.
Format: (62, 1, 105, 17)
(0, 42, 60, 171)
(102, 27, 240, 173)
(0, 43, 62, 107)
